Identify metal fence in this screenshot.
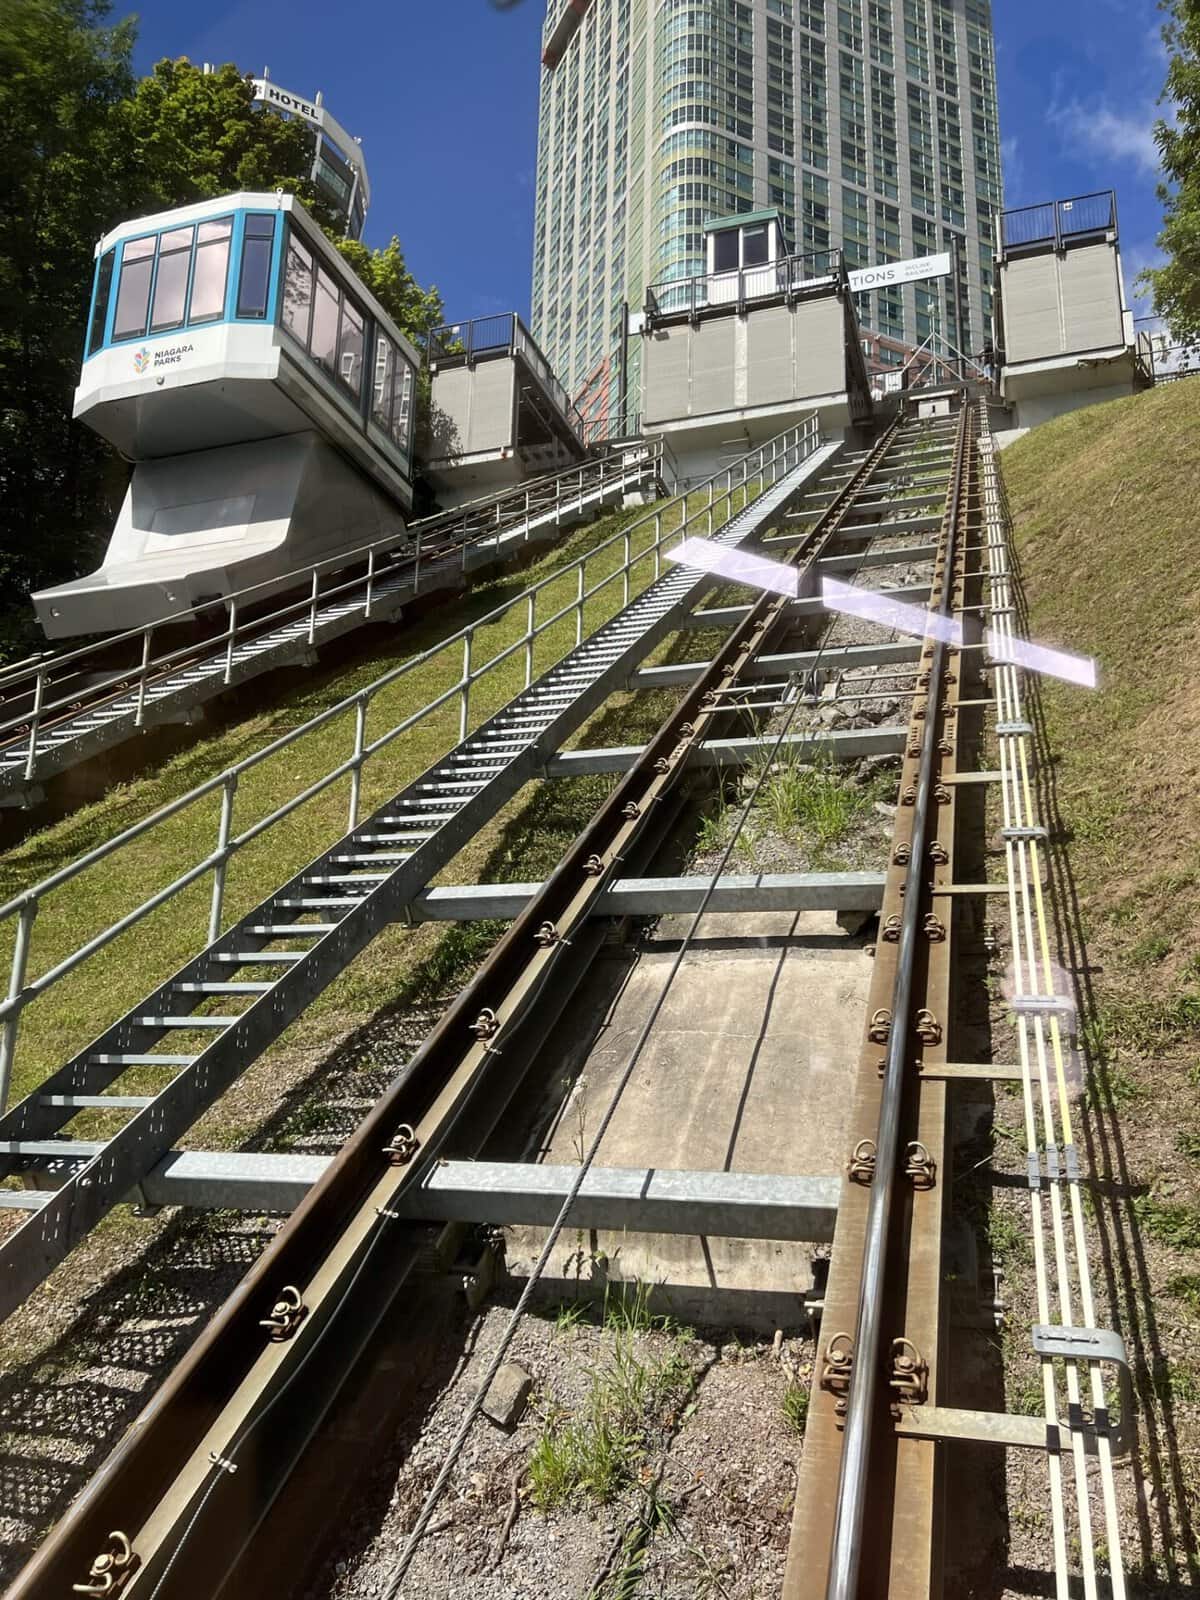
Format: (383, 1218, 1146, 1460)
(645, 248, 844, 324)
(0, 448, 663, 788)
(0, 414, 823, 1107)
(1000, 191, 1116, 253)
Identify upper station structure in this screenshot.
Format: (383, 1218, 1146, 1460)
(248, 70, 370, 239)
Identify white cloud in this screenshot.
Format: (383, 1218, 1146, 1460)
(1001, 136, 1026, 206)
(1048, 99, 1162, 179)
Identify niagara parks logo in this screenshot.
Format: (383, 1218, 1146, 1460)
(133, 347, 150, 374)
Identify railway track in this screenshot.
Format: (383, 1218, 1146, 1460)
(0, 398, 1125, 1599)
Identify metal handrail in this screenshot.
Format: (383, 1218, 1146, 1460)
(1, 447, 663, 776)
(645, 248, 845, 325)
(0, 413, 823, 1106)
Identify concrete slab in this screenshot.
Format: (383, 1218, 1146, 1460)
(504, 908, 872, 1328)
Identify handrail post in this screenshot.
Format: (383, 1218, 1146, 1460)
(525, 594, 536, 687)
(575, 563, 585, 646)
(707, 479, 715, 537)
(623, 530, 631, 607)
(207, 775, 237, 947)
(348, 694, 368, 831)
(413, 533, 422, 596)
(0, 902, 36, 1112)
(654, 510, 663, 578)
(308, 570, 320, 646)
(223, 600, 238, 687)
(23, 670, 45, 785)
(365, 550, 375, 619)
(134, 628, 153, 729)
(460, 632, 473, 742)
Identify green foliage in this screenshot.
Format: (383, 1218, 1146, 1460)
(781, 1381, 810, 1435)
(1142, 2, 1200, 347)
(1134, 1194, 1200, 1250)
(0, 11, 442, 661)
(333, 236, 443, 351)
(0, 0, 136, 649)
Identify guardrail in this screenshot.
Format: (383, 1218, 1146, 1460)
(0, 447, 665, 784)
(645, 247, 845, 325)
(999, 191, 1116, 254)
(0, 413, 823, 1107)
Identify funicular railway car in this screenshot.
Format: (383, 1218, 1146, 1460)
(34, 192, 421, 638)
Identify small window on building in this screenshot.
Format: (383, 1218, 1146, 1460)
(88, 249, 115, 355)
(310, 265, 340, 373)
(742, 224, 770, 267)
(150, 226, 194, 333)
(282, 233, 314, 342)
(392, 361, 414, 452)
(112, 234, 157, 341)
(188, 216, 233, 324)
(336, 296, 365, 398)
(372, 335, 395, 431)
(236, 213, 277, 319)
(712, 230, 739, 272)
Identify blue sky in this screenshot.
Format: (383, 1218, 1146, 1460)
(128, 0, 1171, 324)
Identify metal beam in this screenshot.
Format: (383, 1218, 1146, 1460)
(136, 1153, 840, 1240)
(630, 641, 923, 690)
(546, 724, 907, 775)
(410, 870, 888, 922)
(683, 584, 932, 629)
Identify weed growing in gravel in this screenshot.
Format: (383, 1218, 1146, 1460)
(1177, 1129, 1200, 1162)
(988, 1204, 1032, 1266)
(1165, 1273, 1200, 1314)
(781, 1381, 810, 1435)
(752, 752, 868, 848)
(1130, 933, 1173, 967)
(528, 1330, 695, 1511)
(1134, 1195, 1200, 1251)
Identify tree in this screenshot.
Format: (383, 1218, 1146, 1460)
(123, 60, 344, 235)
(332, 236, 444, 352)
(0, 0, 136, 644)
(1143, 0, 1200, 349)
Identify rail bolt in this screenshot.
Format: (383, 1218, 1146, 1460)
(534, 921, 561, 949)
(72, 1532, 139, 1596)
(382, 1123, 420, 1164)
(582, 854, 606, 876)
(901, 786, 917, 807)
(889, 1337, 929, 1407)
(868, 1008, 893, 1044)
(923, 914, 947, 942)
(928, 840, 950, 866)
(933, 783, 952, 805)
(621, 801, 641, 820)
(881, 915, 903, 943)
(847, 1138, 877, 1184)
(259, 1285, 307, 1342)
(820, 1331, 855, 1417)
(905, 1141, 938, 1189)
(471, 1007, 501, 1041)
(893, 842, 911, 866)
(915, 1008, 942, 1045)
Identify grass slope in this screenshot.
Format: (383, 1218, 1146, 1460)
(1002, 381, 1200, 1587)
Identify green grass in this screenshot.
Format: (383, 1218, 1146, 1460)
(0, 481, 753, 1113)
(781, 1381, 809, 1436)
(528, 1329, 695, 1511)
(1165, 1272, 1200, 1314)
(1133, 1196, 1200, 1252)
(753, 751, 869, 846)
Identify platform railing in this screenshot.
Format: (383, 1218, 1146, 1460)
(1, 446, 665, 782)
(999, 190, 1117, 254)
(645, 247, 845, 326)
(427, 312, 586, 440)
(0, 413, 822, 1108)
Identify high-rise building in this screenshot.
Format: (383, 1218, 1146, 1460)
(530, 0, 1002, 413)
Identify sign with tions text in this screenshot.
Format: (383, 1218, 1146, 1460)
(848, 252, 952, 294)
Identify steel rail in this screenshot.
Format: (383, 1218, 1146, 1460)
(0, 415, 925, 1600)
(824, 399, 975, 1600)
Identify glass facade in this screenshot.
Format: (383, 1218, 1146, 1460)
(531, 0, 1001, 401)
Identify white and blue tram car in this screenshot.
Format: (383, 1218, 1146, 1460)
(34, 193, 421, 638)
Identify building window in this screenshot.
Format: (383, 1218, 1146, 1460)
(111, 234, 156, 341)
(188, 217, 233, 324)
(149, 226, 193, 333)
(282, 234, 314, 342)
(87, 249, 115, 356)
(236, 214, 277, 319)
